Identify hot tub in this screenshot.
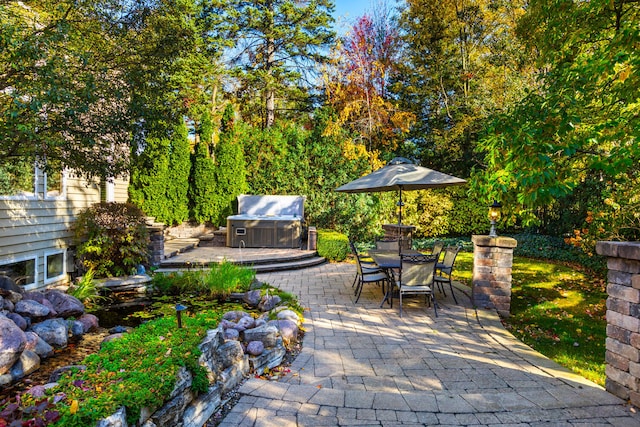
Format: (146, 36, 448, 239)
(226, 195, 305, 248)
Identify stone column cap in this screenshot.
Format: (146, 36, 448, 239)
(596, 241, 640, 260)
(472, 235, 518, 249)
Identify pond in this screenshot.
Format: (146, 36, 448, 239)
(89, 291, 246, 329)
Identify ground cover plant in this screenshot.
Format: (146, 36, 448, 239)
(449, 251, 607, 386)
(0, 312, 222, 427)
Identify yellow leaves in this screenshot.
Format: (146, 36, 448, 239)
(614, 62, 632, 83)
(70, 399, 79, 415)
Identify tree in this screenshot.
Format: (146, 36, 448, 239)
(212, 104, 247, 224)
(474, 0, 640, 244)
(166, 120, 191, 225)
(0, 0, 131, 179)
(189, 111, 218, 223)
(325, 6, 413, 155)
(226, 0, 335, 127)
(397, 0, 529, 176)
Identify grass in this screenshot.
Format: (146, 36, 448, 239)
(453, 251, 607, 386)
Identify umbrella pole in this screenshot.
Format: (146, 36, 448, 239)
(397, 186, 404, 254)
(397, 186, 403, 225)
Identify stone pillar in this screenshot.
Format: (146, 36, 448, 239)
(471, 235, 518, 317)
(147, 222, 165, 267)
(595, 241, 640, 406)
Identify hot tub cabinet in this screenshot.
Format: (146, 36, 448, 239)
(226, 195, 305, 248)
(226, 215, 301, 248)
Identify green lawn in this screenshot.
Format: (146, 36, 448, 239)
(453, 252, 607, 386)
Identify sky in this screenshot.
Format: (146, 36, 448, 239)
(332, 0, 402, 35)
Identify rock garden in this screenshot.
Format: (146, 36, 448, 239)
(0, 271, 304, 427)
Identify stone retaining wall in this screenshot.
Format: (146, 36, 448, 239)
(596, 241, 640, 406)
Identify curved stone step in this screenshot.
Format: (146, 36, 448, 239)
(155, 256, 326, 275)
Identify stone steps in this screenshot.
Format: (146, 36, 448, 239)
(156, 255, 326, 274)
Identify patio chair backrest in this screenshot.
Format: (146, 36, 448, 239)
(440, 246, 461, 271)
(431, 241, 445, 261)
(400, 254, 437, 287)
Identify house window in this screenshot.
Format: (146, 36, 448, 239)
(0, 159, 35, 198)
(0, 257, 36, 288)
(45, 169, 66, 199)
(45, 251, 66, 283)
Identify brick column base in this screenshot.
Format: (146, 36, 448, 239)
(472, 235, 517, 317)
(596, 241, 640, 406)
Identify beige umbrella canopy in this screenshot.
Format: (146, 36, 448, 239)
(335, 157, 467, 224)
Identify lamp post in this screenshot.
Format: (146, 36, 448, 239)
(488, 201, 502, 238)
(175, 303, 187, 328)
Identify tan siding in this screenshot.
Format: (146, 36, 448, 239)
(113, 176, 130, 203)
(0, 170, 129, 290)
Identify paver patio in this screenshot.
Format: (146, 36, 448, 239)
(215, 261, 640, 426)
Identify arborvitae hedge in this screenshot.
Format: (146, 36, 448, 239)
(165, 120, 191, 225)
(212, 104, 246, 225)
(129, 130, 171, 223)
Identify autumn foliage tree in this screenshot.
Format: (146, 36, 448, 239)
(325, 6, 413, 156)
(397, 0, 529, 176)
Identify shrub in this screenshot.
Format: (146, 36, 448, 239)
(317, 229, 349, 261)
(73, 202, 149, 278)
(508, 233, 607, 276)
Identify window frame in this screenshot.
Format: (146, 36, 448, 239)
(44, 168, 68, 200)
(0, 254, 38, 290)
(44, 250, 66, 285)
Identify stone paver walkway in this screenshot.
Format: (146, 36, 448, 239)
(218, 262, 640, 426)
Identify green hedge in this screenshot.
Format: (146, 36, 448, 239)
(317, 229, 349, 261)
(414, 233, 606, 276)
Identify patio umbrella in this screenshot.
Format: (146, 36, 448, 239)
(335, 157, 466, 225)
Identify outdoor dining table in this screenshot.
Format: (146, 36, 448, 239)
(369, 249, 427, 308)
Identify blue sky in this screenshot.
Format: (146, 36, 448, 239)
(333, 0, 374, 33)
(332, 0, 402, 35)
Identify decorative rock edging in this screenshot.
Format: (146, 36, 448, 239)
(0, 277, 98, 387)
(94, 288, 302, 427)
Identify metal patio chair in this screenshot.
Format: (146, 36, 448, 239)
(396, 253, 438, 317)
(434, 245, 462, 304)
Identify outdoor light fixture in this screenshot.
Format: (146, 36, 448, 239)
(488, 200, 502, 237)
(175, 303, 187, 328)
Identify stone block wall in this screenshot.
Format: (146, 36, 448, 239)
(147, 223, 165, 267)
(596, 241, 640, 406)
(472, 235, 517, 317)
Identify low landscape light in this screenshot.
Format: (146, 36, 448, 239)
(175, 303, 188, 328)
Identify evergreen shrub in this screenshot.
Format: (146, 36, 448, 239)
(317, 229, 349, 261)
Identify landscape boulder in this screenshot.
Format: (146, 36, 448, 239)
(15, 299, 50, 319)
(258, 295, 281, 312)
(0, 315, 27, 375)
(10, 349, 40, 380)
(242, 290, 262, 307)
(43, 290, 84, 318)
(0, 276, 22, 294)
(243, 324, 277, 348)
(31, 318, 69, 348)
(268, 319, 299, 345)
(78, 313, 100, 333)
(246, 341, 264, 356)
(6, 312, 28, 331)
(21, 291, 45, 304)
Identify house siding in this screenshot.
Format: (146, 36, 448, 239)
(0, 171, 129, 291)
